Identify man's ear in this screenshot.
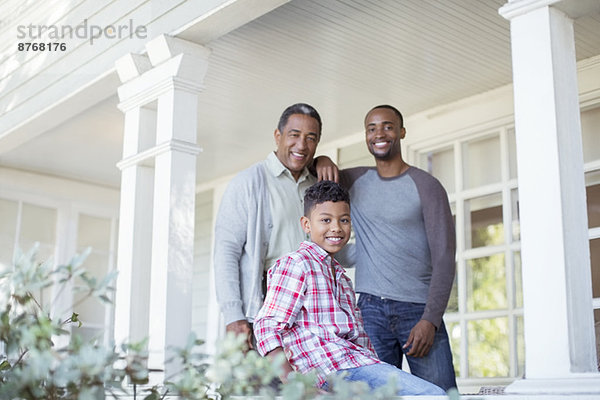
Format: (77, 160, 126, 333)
(274, 129, 282, 146)
(300, 216, 311, 235)
(400, 127, 406, 139)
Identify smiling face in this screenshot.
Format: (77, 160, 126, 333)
(365, 107, 405, 161)
(301, 200, 351, 256)
(274, 113, 320, 181)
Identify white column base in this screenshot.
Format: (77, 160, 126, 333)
(505, 373, 600, 395)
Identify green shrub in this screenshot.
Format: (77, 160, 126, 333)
(0, 245, 456, 399)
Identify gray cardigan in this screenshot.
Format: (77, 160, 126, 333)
(213, 161, 273, 325)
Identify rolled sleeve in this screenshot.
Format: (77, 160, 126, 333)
(254, 319, 285, 356)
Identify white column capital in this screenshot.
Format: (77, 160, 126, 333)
(117, 58, 208, 112)
(117, 74, 205, 113)
(146, 34, 211, 67)
(115, 53, 153, 83)
(116, 35, 211, 112)
(500, 0, 600, 20)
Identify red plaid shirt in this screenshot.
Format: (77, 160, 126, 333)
(254, 241, 379, 386)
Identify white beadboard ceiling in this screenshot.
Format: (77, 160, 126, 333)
(2, 0, 600, 188)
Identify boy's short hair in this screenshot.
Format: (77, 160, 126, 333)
(303, 180, 350, 216)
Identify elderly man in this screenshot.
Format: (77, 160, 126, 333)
(214, 103, 322, 349)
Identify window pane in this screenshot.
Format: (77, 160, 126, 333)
(511, 189, 520, 242)
(20, 203, 57, 263)
(467, 317, 509, 377)
(508, 128, 518, 180)
(77, 214, 112, 252)
(18, 243, 55, 268)
(447, 321, 461, 377)
(590, 238, 600, 299)
(516, 315, 525, 377)
(0, 198, 18, 267)
(75, 215, 112, 339)
(73, 252, 109, 326)
(465, 193, 504, 249)
(338, 142, 375, 169)
(586, 170, 600, 229)
(446, 273, 459, 313)
(581, 107, 600, 164)
(467, 254, 507, 311)
(20, 203, 56, 246)
(514, 251, 523, 308)
(72, 326, 104, 344)
(419, 147, 455, 194)
(463, 134, 501, 189)
(595, 310, 600, 369)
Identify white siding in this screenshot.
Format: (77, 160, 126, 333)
(192, 189, 213, 340)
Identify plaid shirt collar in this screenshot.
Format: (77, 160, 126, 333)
(298, 241, 345, 273)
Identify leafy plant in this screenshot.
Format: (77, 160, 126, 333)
(204, 333, 416, 400)
(0, 245, 456, 399)
(0, 245, 146, 400)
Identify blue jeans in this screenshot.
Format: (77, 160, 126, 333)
(358, 293, 457, 391)
(336, 362, 446, 396)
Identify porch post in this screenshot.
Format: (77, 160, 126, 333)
(114, 103, 156, 346)
(146, 36, 208, 377)
(499, 0, 600, 394)
(114, 35, 210, 378)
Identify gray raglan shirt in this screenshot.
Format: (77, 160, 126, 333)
(340, 166, 456, 328)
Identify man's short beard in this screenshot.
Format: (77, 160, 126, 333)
(370, 147, 392, 160)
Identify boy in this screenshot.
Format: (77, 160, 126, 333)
(253, 180, 445, 396)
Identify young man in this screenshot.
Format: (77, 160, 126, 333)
(253, 180, 445, 396)
(214, 103, 322, 350)
(316, 105, 457, 390)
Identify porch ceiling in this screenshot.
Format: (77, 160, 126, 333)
(1, 0, 599, 188)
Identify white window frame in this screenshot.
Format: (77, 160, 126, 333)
(406, 119, 523, 389)
(585, 155, 600, 313)
(72, 205, 119, 347)
(580, 101, 600, 318)
(0, 184, 119, 348)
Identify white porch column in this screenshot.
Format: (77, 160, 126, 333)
(114, 101, 157, 345)
(114, 35, 210, 378)
(500, 0, 600, 394)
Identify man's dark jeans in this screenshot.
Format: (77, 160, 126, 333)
(357, 293, 457, 391)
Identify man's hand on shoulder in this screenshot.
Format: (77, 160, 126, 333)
(314, 156, 339, 183)
(403, 319, 436, 358)
(226, 319, 254, 350)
